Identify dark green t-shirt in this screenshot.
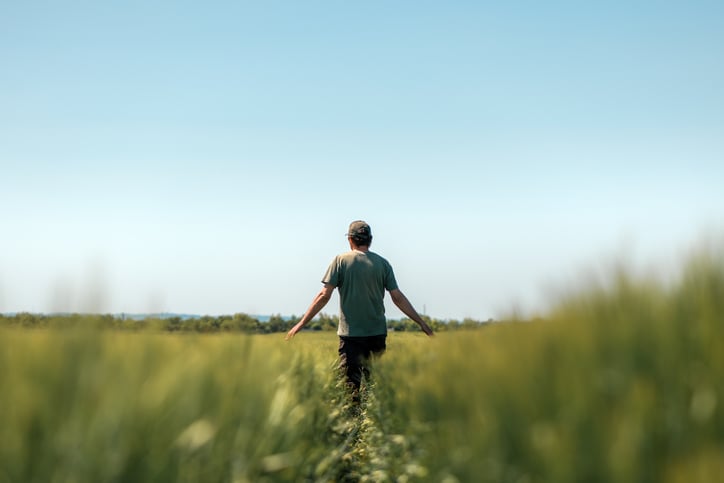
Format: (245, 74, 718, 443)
(322, 250, 398, 336)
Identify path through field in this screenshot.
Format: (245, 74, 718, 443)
(312, 375, 429, 482)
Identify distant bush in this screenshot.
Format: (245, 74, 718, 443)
(0, 312, 493, 333)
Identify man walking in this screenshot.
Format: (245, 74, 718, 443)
(286, 220, 433, 393)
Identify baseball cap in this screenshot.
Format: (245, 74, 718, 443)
(346, 220, 372, 238)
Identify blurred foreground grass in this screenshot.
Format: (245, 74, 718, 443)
(1, 247, 722, 482)
(0, 331, 341, 482)
(376, 248, 724, 482)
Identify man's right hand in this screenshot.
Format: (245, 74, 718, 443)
(285, 322, 303, 340)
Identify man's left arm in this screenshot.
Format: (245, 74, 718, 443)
(286, 284, 335, 339)
(389, 288, 434, 336)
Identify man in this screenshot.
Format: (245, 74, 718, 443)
(286, 220, 433, 393)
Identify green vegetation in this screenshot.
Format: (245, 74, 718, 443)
(0, 312, 492, 334)
(1, 247, 722, 482)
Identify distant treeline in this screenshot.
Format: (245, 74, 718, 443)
(0, 312, 496, 333)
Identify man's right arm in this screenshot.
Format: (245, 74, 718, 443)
(389, 288, 433, 336)
(286, 284, 335, 339)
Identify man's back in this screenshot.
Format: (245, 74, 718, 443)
(323, 250, 398, 336)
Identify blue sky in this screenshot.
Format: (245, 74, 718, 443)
(2, 1, 722, 320)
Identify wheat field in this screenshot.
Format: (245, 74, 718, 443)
(1, 249, 722, 482)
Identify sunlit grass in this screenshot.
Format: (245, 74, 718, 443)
(1, 246, 722, 482)
(374, 247, 724, 482)
(0, 331, 340, 482)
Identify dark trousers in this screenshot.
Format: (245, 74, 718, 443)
(338, 335, 387, 392)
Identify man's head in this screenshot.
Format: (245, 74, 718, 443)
(347, 220, 372, 247)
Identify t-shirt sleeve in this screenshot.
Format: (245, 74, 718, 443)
(322, 256, 340, 287)
(384, 261, 399, 291)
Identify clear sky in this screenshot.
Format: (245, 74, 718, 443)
(2, 1, 722, 320)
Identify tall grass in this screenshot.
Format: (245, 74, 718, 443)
(0, 331, 342, 482)
(374, 248, 724, 482)
(1, 247, 722, 482)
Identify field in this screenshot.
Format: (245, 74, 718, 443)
(1, 249, 723, 482)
